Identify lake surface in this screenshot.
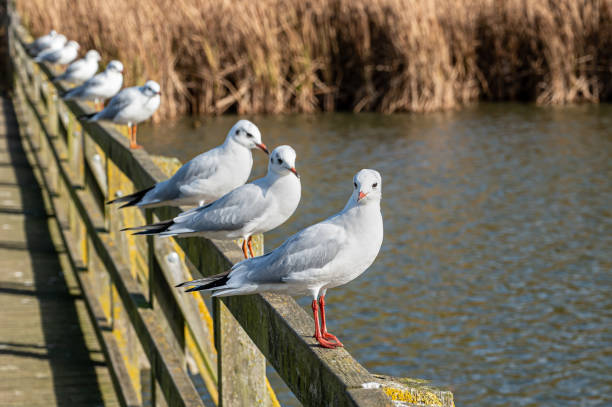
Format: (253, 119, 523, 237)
(140, 103, 612, 407)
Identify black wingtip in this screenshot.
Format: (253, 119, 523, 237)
(78, 112, 96, 121)
(185, 286, 204, 293)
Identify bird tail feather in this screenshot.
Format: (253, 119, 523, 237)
(121, 219, 174, 236)
(176, 271, 231, 293)
(78, 112, 97, 121)
(107, 186, 155, 208)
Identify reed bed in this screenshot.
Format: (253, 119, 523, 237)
(17, 0, 611, 119)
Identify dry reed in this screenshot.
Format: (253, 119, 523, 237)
(17, 0, 612, 119)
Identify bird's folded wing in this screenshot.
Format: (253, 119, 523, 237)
(94, 88, 135, 120)
(175, 154, 220, 197)
(82, 73, 107, 88)
(64, 74, 104, 98)
(174, 183, 266, 232)
(64, 59, 85, 76)
(243, 222, 345, 284)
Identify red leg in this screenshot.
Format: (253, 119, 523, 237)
(129, 124, 142, 149)
(241, 239, 249, 259)
(319, 295, 343, 346)
(312, 300, 339, 349)
(247, 236, 255, 258)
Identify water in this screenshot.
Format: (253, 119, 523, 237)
(140, 103, 612, 406)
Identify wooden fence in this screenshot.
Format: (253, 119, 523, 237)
(7, 7, 455, 407)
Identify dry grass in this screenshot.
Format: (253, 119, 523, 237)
(17, 0, 612, 119)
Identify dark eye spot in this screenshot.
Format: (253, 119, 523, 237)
(235, 130, 240, 135)
(246, 132, 254, 138)
(373, 182, 378, 188)
(354, 182, 358, 188)
(278, 158, 283, 165)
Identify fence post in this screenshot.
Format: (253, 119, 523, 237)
(215, 236, 272, 407)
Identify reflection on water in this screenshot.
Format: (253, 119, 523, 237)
(140, 103, 612, 407)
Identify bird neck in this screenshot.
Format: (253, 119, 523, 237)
(338, 198, 382, 231)
(222, 136, 245, 151)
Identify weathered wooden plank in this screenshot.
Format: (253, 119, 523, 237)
(3, 89, 120, 406)
(13, 81, 138, 407)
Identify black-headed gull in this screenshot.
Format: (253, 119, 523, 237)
(35, 40, 79, 65)
(124, 145, 301, 258)
(54, 50, 101, 84)
(80, 80, 161, 149)
(177, 169, 384, 348)
(63, 60, 124, 110)
(30, 33, 66, 57)
(27, 30, 58, 55)
(108, 120, 269, 208)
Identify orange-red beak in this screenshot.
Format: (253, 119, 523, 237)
(358, 191, 367, 201)
(256, 143, 269, 155)
(290, 167, 299, 178)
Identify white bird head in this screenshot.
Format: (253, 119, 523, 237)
(352, 169, 382, 205)
(49, 30, 57, 36)
(228, 120, 268, 154)
(66, 40, 80, 50)
(85, 50, 101, 61)
(142, 80, 161, 97)
(106, 60, 123, 73)
(268, 145, 299, 178)
(55, 34, 67, 44)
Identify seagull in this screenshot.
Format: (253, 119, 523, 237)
(177, 169, 384, 348)
(63, 60, 123, 110)
(35, 40, 79, 65)
(79, 80, 161, 149)
(29, 33, 68, 57)
(53, 50, 101, 84)
(107, 119, 269, 207)
(124, 145, 301, 259)
(27, 30, 57, 55)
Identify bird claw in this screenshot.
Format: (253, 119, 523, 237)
(129, 143, 143, 150)
(322, 332, 343, 347)
(314, 335, 341, 349)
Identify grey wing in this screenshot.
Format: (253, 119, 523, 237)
(93, 89, 135, 120)
(240, 222, 345, 284)
(144, 152, 219, 203)
(174, 151, 220, 196)
(172, 184, 266, 233)
(82, 73, 107, 88)
(63, 74, 104, 98)
(63, 59, 85, 76)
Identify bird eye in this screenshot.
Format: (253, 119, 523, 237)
(246, 132, 254, 138)
(235, 130, 240, 135)
(373, 182, 378, 188)
(354, 182, 358, 188)
(278, 158, 283, 164)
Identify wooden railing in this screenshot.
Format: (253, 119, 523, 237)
(8, 7, 454, 407)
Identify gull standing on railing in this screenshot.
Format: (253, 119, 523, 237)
(63, 60, 123, 110)
(177, 169, 384, 348)
(53, 50, 101, 84)
(107, 119, 269, 207)
(35, 40, 79, 65)
(124, 145, 301, 259)
(27, 29, 57, 55)
(80, 80, 161, 149)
